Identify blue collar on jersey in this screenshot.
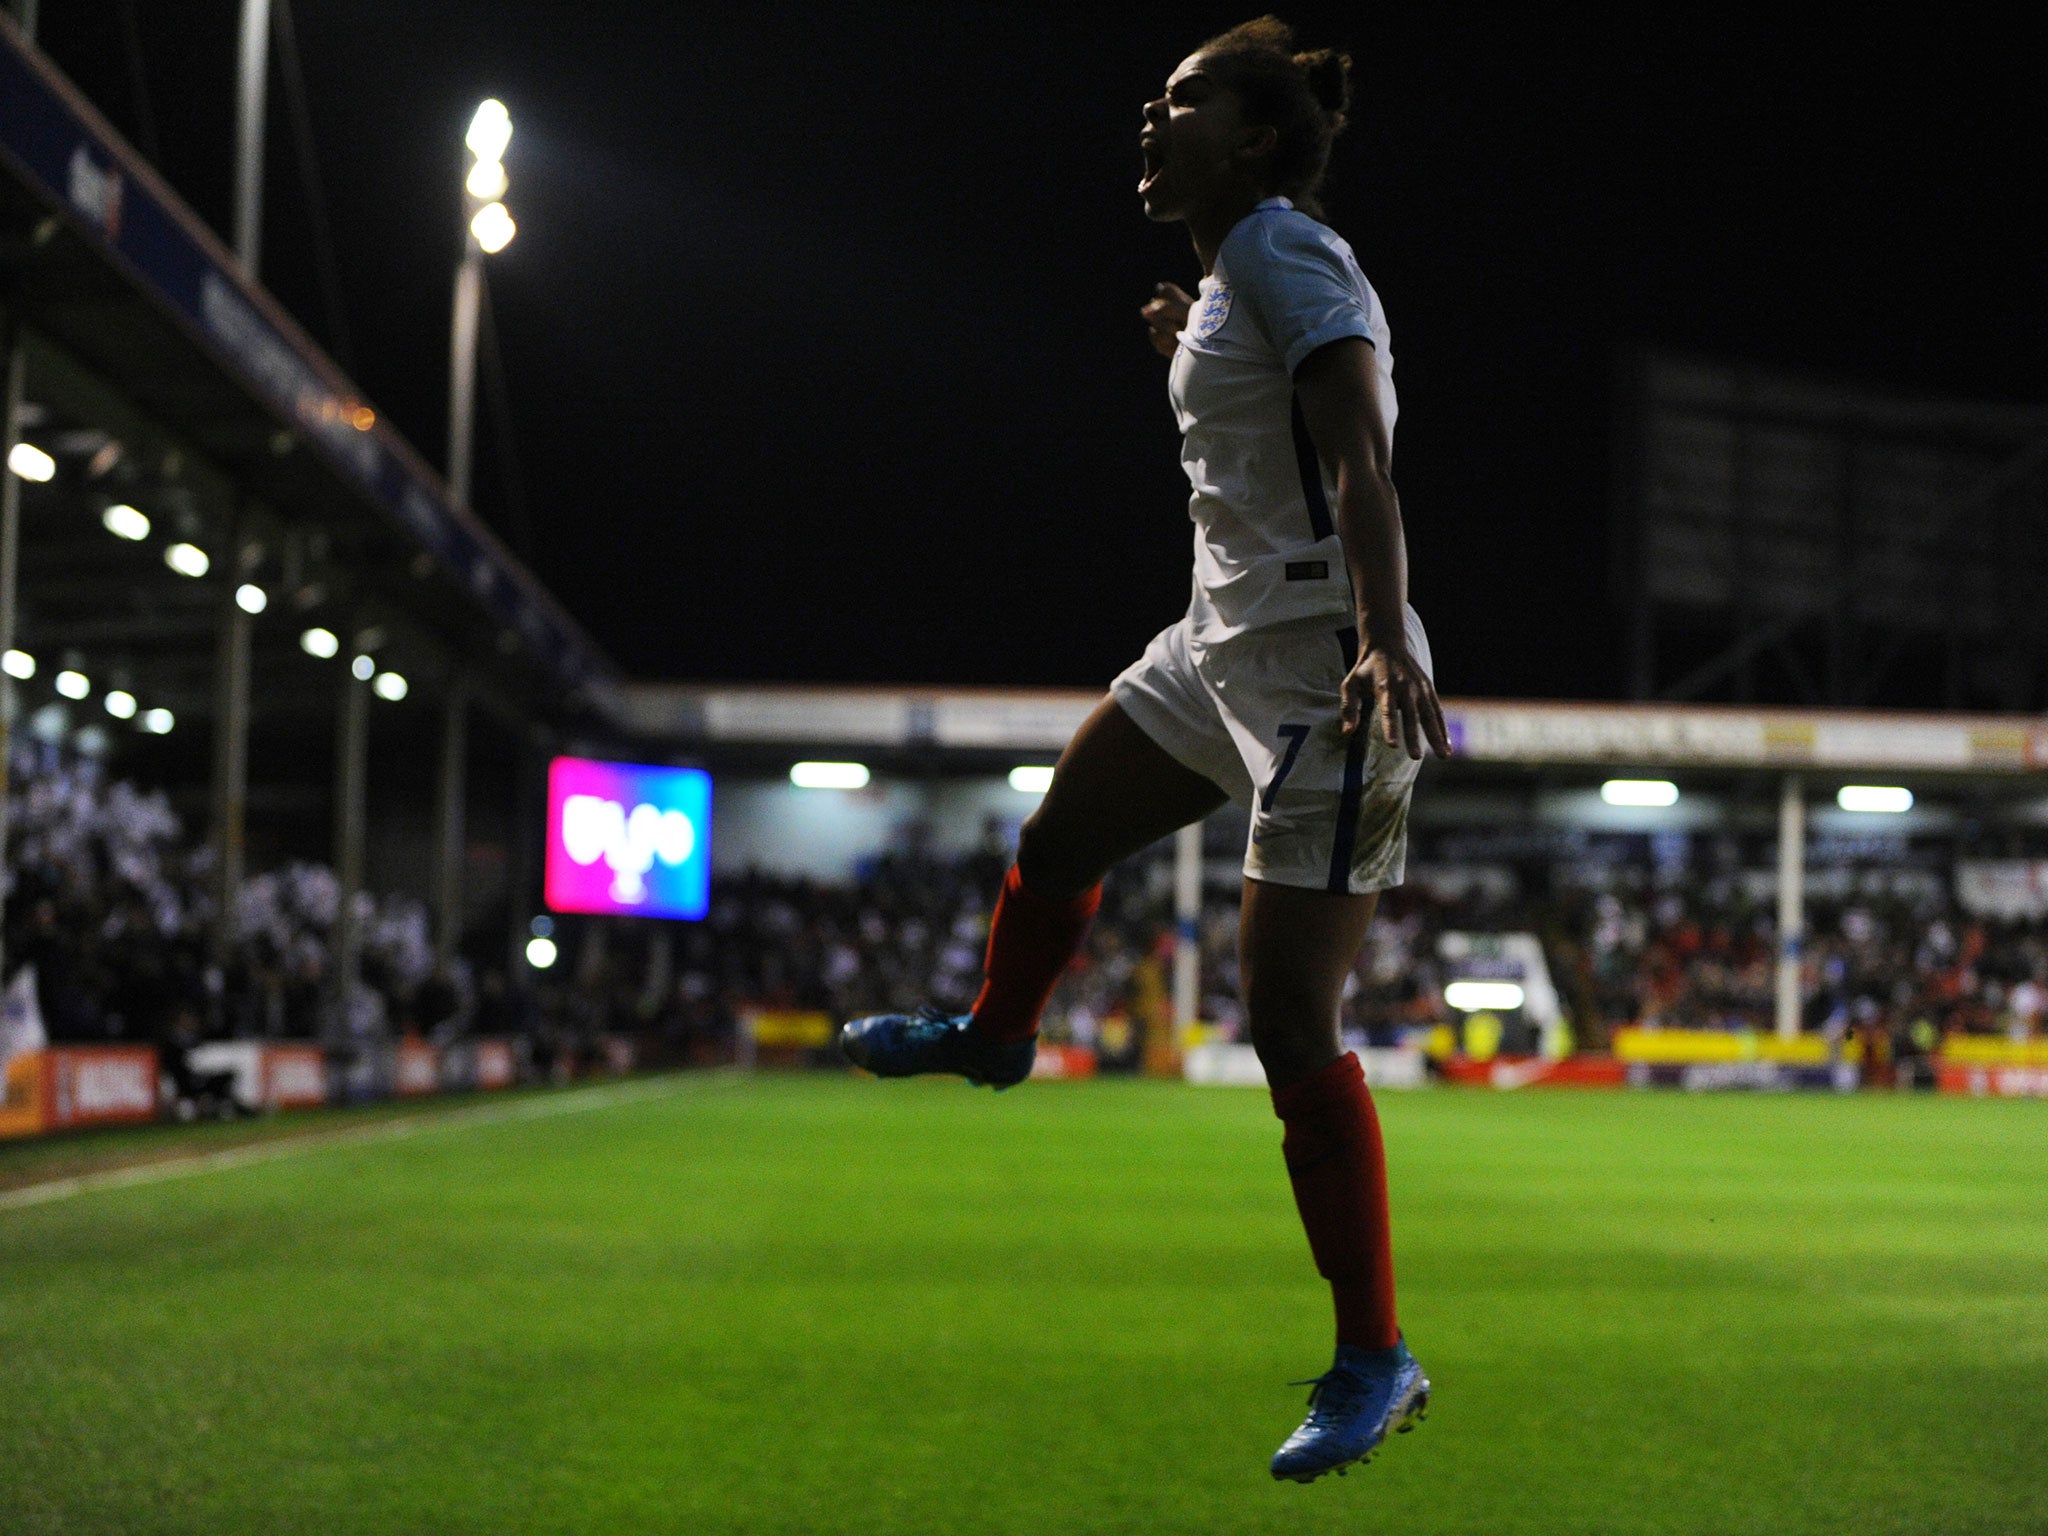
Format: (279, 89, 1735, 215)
(1253, 196, 1294, 213)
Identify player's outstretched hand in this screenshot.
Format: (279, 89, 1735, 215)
(1342, 644, 1452, 761)
(1141, 282, 1193, 358)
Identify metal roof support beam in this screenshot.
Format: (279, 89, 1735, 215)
(1774, 774, 1806, 1041)
(0, 314, 25, 981)
(207, 501, 254, 984)
(432, 680, 467, 965)
(327, 654, 370, 1039)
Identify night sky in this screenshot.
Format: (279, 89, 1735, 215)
(31, 4, 2045, 699)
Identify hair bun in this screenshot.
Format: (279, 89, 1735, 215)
(1296, 48, 1352, 116)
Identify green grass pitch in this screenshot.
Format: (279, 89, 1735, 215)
(3, 1075, 2045, 1534)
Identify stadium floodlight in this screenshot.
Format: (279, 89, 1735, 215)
(103, 690, 137, 719)
(1600, 778, 1679, 807)
(351, 654, 376, 681)
(1, 649, 33, 680)
(529, 914, 554, 939)
(1837, 784, 1913, 814)
(466, 158, 508, 200)
(373, 670, 408, 702)
(140, 708, 174, 734)
(101, 503, 151, 540)
(465, 98, 512, 163)
(7, 441, 55, 481)
(790, 761, 870, 790)
(164, 542, 210, 578)
(470, 201, 516, 254)
(525, 935, 559, 969)
(54, 669, 90, 700)
(1444, 980, 1526, 1012)
(235, 583, 268, 615)
(1008, 765, 1056, 794)
(300, 626, 340, 659)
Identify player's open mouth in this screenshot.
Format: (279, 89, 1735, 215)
(1139, 136, 1164, 194)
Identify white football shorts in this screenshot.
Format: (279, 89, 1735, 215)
(1110, 606, 1432, 895)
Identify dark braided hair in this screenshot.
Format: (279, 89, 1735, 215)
(1195, 16, 1352, 218)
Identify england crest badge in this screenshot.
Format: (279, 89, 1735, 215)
(1189, 283, 1233, 341)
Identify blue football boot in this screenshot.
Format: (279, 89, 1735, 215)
(840, 1007, 1036, 1089)
(1270, 1338, 1430, 1483)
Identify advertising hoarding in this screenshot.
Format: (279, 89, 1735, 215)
(545, 758, 711, 920)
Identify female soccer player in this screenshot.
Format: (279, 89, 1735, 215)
(843, 17, 1450, 1483)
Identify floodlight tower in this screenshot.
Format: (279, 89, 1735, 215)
(449, 98, 516, 508)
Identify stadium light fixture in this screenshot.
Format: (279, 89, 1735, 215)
(465, 99, 512, 163)
(1444, 980, 1526, 1012)
(790, 761, 870, 790)
(1, 649, 33, 680)
(1600, 778, 1679, 807)
(465, 158, 508, 200)
(164, 542, 210, 578)
(103, 690, 137, 720)
(470, 201, 516, 254)
(101, 503, 151, 540)
(140, 708, 174, 734)
(351, 654, 376, 681)
(235, 583, 268, 615)
(1837, 784, 1913, 814)
(373, 671, 408, 702)
(54, 669, 90, 700)
(7, 441, 55, 481)
(1008, 765, 1056, 794)
(300, 626, 340, 659)
(525, 935, 559, 969)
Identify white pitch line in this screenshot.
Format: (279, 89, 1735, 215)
(0, 1071, 732, 1213)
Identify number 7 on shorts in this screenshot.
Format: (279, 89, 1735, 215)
(1262, 723, 1313, 812)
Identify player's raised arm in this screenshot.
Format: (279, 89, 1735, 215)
(1140, 281, 1193, 357)
(1293, 336, 1450, 762)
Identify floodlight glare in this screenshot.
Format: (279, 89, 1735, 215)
(140, 708, 174, 734)
(351, 654, 376, 681)
(1600, 778, 1679, 807)
(299, 626, 340, 659)
(373, 671, 408, 702)
(470, 200, 516, 253)
(7, 441, 55, 481)
(790, 761, 870, 790)
(54, 669, 90, 700)
(1444, 980, 1526, 1012)
(1008, 765, 1056, 794)
(1, 649, 33, 680)
(164, 542, 210, 578)
(466, 158, 508, 200)
(1837, 785, 1913, 814)
(525, 935, 559, 970)
(235, 583, 268, 615)
(101, 503, 151, 540)
(465, 99, 512, 163)
(104, 690, 137, 719)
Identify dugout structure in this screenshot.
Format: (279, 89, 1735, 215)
(0, 15, 616, 1005)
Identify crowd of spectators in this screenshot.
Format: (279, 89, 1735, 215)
(9, 745, 2048, 1070)
(1, 744, 461, 1061)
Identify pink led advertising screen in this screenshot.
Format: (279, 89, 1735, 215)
(544, 757, 712, 920)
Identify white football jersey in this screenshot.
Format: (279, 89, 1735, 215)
(1168, 197, 1395, 644)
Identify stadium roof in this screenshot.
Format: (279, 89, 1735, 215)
(612, 683, 2048, 778)
(0, 17, 614, 728)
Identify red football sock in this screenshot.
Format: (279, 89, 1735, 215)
(969, 865, 1101, 1044)
(1270, 1052, 1400, 1351)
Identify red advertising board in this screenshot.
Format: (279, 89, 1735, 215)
(1439, 1056, 1628, 1090)
(1937, 1063, 2048, 1099)
(474, 1038, 516, 1090)
(394, 1041, 439, 1097)
(261, 1046, 328, 1108)
(1029, 1045, 1099, 1081)
(43, 1047, 159, 1129)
